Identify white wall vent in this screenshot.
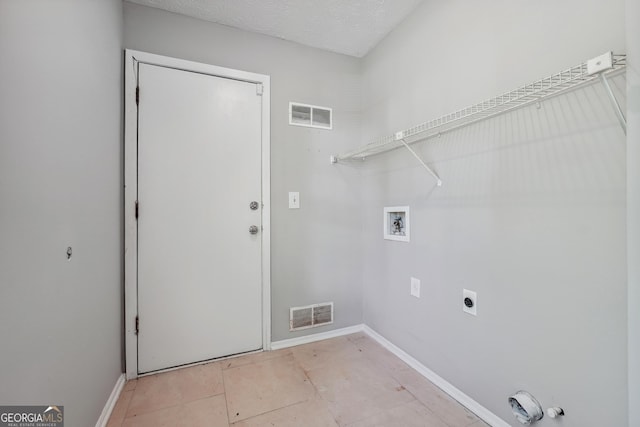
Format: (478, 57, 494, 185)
(289, 302, 334, 331)
(289, 102, 332, 130)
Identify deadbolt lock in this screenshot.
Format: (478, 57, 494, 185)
(249, 201, 259, 210)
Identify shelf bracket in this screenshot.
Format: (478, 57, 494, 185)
(399, 139, 442, 187)
(599, 73, 627, 135)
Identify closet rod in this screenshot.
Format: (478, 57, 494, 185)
(331, 52, 627, 172)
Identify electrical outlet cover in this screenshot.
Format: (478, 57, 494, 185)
(463, 289, 477, 316)
(411, 277, 420, 298)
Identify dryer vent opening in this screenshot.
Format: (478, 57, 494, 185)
(289, 302, 334, 331)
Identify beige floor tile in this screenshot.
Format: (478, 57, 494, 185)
(392, 369, 479, 427)
(345, 332, 369, 342)
(126, 361, 224, 417)
(106, 390, 134, 426)
(232, 398, 339, 427)
(220, 348, 292, 370)
(106, 417, 122, 427)
(350, 336, 410, 376)
(181, 395, 229, 427)
(122, 395, 228, 427)
(306, 356, 414, 425)
(172, 361, 225, 402)
(344, 400, 450, 427)
(126, 373, 182, 417)
(224, 353, 316, 423)
(291, 336, 364, 372)
(116, 334, 483, 427)
(121, 405, 180, 427)
(468, 420, 491, 427)
(123, 380, 137, 392)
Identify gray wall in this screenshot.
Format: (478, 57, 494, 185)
(359, 0, 627, 426)
(627, 0, 640, 425)
(123, 2, 363, 342)
(0, 1, 123, 426)
(1, 1, 630, 425)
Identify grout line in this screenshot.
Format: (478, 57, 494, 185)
(116, 389, 135, 425)
(220, 348, 292, 371)
(122, 401, 184, 421)
(123, 392, 229, 422)
(223, 353, 302, 423)
(390, 379, 464, 427)
(229, 397, 314, 425)
(290, 344, 342, 427)
(221, 364, 232, 424)
(298, 360, 323, 402)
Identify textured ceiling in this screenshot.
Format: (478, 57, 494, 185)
(127, 0, 424, 57)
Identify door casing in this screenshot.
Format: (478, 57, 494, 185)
(123, 49, 271, 379)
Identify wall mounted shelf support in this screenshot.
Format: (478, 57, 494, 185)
(330, 51, 627, 183)
(398, 137, 442, 186)
(599, 73, 627, 134)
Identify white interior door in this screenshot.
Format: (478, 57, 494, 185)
(137, 63, 263, 374)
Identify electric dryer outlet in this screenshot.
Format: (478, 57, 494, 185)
(463, 289, 477, 316)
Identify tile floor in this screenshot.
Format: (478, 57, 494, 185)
(107, 333, 489, 426)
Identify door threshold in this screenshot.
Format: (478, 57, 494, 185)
(137, 348, 264, 377)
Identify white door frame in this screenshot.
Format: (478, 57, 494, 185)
(124, 49, 271, 379)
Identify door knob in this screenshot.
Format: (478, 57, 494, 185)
(249, 225, 259, 235)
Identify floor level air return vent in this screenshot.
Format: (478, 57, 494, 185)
(289, 302, 334, 331)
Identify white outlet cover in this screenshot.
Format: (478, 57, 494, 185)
(463, 289, 477, 316)
(410, 277, 420, 298)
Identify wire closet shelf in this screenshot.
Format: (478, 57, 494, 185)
(330, 52, 627, 175)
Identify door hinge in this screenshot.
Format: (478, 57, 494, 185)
(136, 86, 140, 106)
(135, 316, 139, 335)
(135, 200, 139, 219)
(256, 83, 263, 96)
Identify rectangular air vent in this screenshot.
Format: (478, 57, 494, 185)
(289, 102, 332, 130)
(289, 302, 334, 331)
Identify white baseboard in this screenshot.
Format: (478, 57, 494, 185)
(95, 373, 126, 427)
(270, 324, 365, 350)
(363, 326, 510, 427)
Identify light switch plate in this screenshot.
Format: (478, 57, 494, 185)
(410, 277, 420, 298)
(289, 192, 300, 209)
